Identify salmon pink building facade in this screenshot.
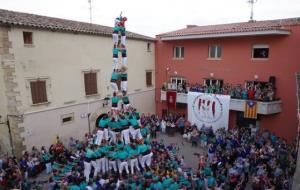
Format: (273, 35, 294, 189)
(155, 18, 300, 141)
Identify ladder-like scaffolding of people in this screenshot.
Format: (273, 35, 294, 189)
(82, 14, 153, 181)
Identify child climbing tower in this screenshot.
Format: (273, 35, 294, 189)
(110, 13, 129, 113)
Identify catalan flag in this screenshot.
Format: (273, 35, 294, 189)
(244, 100, 257, 119)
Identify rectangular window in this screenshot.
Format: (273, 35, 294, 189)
(208, 45, 222, 59)
(84, 72, 98, 95)
(147, 42, 151, 52)
(61, 113, 74, 125)
(170, 77, 187, 92)
(173, 46, 184, 59)
(252, 45, 269, 59)
(30, 80, 47, 104)
(146, 71, 152, 87)
(23, 31, 33, 45)
(204, 79, 224, 88)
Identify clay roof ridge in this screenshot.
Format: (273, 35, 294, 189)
(0, 8, 154, 41)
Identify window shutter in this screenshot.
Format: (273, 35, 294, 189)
(30, 81, 47, 104)
(84, 72, 97, 95)
(181, 47, 184, 58)
(146, 72, 152, 86)
(217, 45, 222, 58)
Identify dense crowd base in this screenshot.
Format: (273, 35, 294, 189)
(0, 113, 297, 190)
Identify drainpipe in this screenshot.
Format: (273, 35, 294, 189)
(0, 115, 15, 156)
(87, 113, 91, 134)
(6, 115, 14, 156)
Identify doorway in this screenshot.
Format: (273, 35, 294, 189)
(236, 111, 259, 128)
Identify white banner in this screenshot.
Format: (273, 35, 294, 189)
(188, 92, 230, 131)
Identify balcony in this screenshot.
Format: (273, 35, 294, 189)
(160, 90, 282, 115)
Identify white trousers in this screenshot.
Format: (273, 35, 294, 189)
(109, 160, 117, 172)
(95, 130, 104, 145)
(99, 157, 108, 174)
(110, 82, 118, 93)
(83, 161, 91, 182)
(113, 58, 118, 70)
(124, 104, 130, 112)
(119, 161, 129, 174)
(91, 160, 98, 178)
(109, 130, 117, 143)
(112, 33, 119, 46)
(45, 162, 52, 174)
(140, 152, 153, 168)
(130, 128, 143, 140)
(130, 158, 140, 174)
(122, 57, 127, 66)
(103, 128, 109, 141)
(121, 36, 126, 46)
(121, 81, 127, 92)
(121, 128, 131, 144)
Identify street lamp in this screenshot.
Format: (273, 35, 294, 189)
(103, 96, 110, 107)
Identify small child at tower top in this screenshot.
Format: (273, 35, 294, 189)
(112, 13, 127, 48)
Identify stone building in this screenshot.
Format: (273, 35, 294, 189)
(0, 9, 155, 157)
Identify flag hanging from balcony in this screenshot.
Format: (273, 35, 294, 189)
(166, 91, 177, 109)
(244, 100, 257, 119)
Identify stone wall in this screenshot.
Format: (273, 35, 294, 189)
(0, 26, 25, 157)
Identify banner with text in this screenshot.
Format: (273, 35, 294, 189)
(188, 92, 230, 131)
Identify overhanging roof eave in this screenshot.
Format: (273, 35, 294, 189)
(160, 30, 291, 41)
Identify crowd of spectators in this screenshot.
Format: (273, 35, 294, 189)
(163, 81, 276, 102)
(180, 122, 296, 189)
(0, 112, 297, 190)
(0, 145, 53, 189)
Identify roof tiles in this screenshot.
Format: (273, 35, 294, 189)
(158, 18, 300, 38)
(0, 9, 154, 41)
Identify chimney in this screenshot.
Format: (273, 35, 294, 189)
(186, 25, 197, 28)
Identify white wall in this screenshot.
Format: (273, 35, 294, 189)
(9, 28, 155, 112)
(6, 27, 155, 150)
(19, 89, 155, 150)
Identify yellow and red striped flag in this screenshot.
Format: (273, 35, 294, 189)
(244, 100, 257, 119)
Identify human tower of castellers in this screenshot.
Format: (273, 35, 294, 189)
(83, 14, 153, 182)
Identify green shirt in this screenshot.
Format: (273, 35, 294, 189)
(137, 144, 150, 154)
(169, 182, 180, 190)
(141, 127, 149, 137)
(117, 150, 128, 160)
(127, 146, 139, 157)
(122, 96, 130, 104)
(120, 72, 128, 78)
(119, 118, 129, 126)
(99, 118, 109, 128)
(133, 112, 140, 119)
(112, 96, 119, 104)
(69, 185, 80, 190)
(94, 148, 102, 157)
(108, 120, 121, 130)
(108, 151, 117, 159)
(111, 72, 120, 80)
(112, 48, 119, 56)
(207, 176, 216, 187)
(162, 177, 172, 187)
(129, 118, 138, 126)
(152, 181, 163, 190)
(42, 153, 50, 162)
(85, 149, 95, 159)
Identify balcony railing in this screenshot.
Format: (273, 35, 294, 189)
(160, 90, 282, 115)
